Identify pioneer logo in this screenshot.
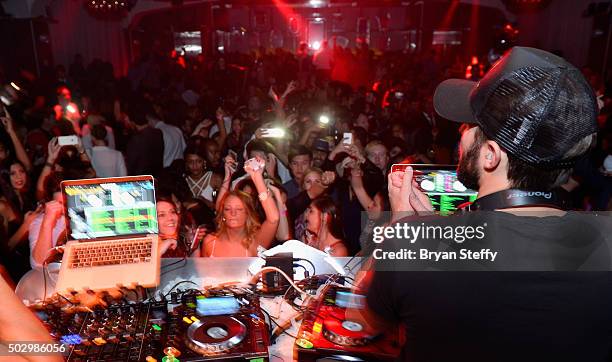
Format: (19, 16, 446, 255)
(507, 191, 552, 199)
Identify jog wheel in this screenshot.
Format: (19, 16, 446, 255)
(322, 319, 375, 346)
(186, 316, 247, 355)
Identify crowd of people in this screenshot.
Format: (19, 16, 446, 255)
(0, 42, 610, 287)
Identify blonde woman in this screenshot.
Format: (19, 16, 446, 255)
(201, 157, 279, 257)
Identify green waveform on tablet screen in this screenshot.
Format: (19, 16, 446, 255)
(429, 194, 478, 215)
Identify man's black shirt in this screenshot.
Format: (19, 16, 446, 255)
(366, 211, 612, 361)
(126, 126, 164, 177)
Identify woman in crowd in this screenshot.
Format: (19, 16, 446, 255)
(184, 144, 220, 210)
(288, 167, 335, 241)
(226, 116, 247, 152)
(0, 161, 36, 231)
(0, 161, 39, 281)
(303, 196, 348, 256)
(157, 194, 205, 258)
(201, 156, 279, 257)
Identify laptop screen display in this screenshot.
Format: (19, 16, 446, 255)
(63, 178, 158, 240)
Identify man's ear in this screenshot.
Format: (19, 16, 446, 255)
(482, 140, 502, 171)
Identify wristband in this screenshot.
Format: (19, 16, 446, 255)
(258, 190, 269, 201)
(45, 162, 54, 168)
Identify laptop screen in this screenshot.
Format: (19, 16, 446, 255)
(63, 177, 158, 240)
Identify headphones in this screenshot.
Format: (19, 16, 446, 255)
(463, 189, 569, 211)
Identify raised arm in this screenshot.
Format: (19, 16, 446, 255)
(31, 200, 63, 268)
(214, 107, 228, 149)
(36, 138, 61, 201)
(269, 185, 291, 241)
(298, 123, 322, 146)
(75, 136, 93, 168)
(277, 81, 297, 116)
(245, 158, 279, 249)
(215, 154, 237, 211)
(2, 107, 32, 172)
(350, 168, 383, 220)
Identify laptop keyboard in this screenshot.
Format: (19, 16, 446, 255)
(69, 239, 153, 269)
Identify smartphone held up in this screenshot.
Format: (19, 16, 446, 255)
(58, 135, 79, 146)
(319, 115, 331, 126)
(260, 128, 286, 138)
(342, 132, 353, 145)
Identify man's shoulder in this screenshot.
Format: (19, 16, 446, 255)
(168, 125, 185, 139)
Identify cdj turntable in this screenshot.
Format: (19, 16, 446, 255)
(161, 292, 270, 361)
(295, 286, 403, 362)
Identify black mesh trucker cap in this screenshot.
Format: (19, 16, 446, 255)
(433, 47, 597, 169)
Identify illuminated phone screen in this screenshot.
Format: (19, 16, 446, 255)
(391, 164, 478, 215)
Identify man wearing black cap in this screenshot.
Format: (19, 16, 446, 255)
(360, 47, 612, 361)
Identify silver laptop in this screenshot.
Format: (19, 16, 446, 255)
(55, 175, 160, 294)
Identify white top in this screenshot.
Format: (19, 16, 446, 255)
(28, 214, 66, 269)
(156, 121, 187, 168)
(186, 171, 214, 201)
(86, 146, 127, 178)
(81, 124, 116, 150)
